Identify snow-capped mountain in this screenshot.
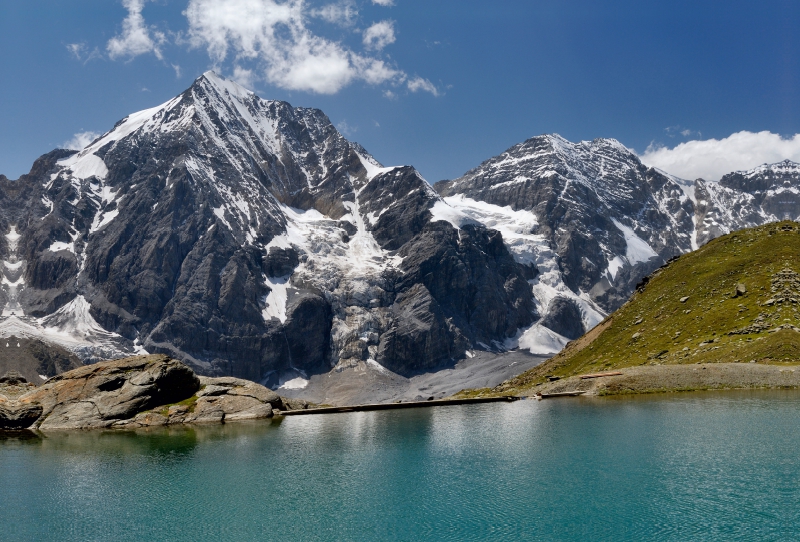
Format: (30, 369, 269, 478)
(0, 72, 536, 384)
(695, 160, 800, 245)
(3, 74, 800, 386)
(435, 136, 800, 353)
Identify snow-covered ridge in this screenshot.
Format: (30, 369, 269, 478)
(736, 159, 800, 180)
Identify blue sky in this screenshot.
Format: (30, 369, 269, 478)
(2, 0, 800, 181)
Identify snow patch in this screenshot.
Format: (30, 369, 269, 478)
(279, 376, 309, 390)
(606, 255, 625, 281)
(48, 241, 74, 253)
(263, 276, 289, 323)
(90, 209, 120, 234)
(429, 200, 480, 229)
(5, 227, 20, 251)
(441, 195, 540, 265)
(366, 358, 391, 376)
(57, 153, 108, 181)
(356, 151, 399, 181)
(41, 296, 117, 340)
(611, 218, 658, 264)
(515, 324, 570, 355)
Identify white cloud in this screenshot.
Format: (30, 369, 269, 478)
(63, 131, 101, 151)
(107, 0, 166, 60)
(363, 20, 395, 51)
(100, 0, 435, 96)
(664, 125, 700, 139)
(639, 131, 800, 181)
(232, 65, 256, 89)
(184, 0, 406, 94)
(407, 76, 440, 96)
(311, 1, 358, 26)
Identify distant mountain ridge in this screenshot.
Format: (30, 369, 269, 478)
(435, 135, 800, 353)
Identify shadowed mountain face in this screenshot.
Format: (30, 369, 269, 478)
(0, 72, 537, 383)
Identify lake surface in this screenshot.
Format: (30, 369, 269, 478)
(3, 391, 800, 541)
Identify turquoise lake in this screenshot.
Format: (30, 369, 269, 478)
(3, 390, 800, 540)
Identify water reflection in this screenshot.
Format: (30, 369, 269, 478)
(3, 393, 800, 540)
(0, 429, 41, 443)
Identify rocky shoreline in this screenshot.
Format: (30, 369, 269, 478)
(0, 355, 308, 431)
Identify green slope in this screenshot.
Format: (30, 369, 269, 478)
(493, 221, 800, 395)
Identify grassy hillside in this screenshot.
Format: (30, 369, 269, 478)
(487, 221, 800, 395)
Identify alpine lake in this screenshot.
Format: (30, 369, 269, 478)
(3, 390, 800, 541)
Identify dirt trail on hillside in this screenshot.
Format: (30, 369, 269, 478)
(523, 363, 800, 396)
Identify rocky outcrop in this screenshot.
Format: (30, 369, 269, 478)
(0, 354, 306, 431)
(119, 375, 307, 428)
(18, 354, 199, 430)
(539, 297, 584, 340)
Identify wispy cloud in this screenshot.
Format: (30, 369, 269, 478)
(336, 120, 357, 137)
(407, 76, 440, 96)
(639, 131, 800, 181)
(372, 0, 394, 6)
(107, 0, 166, 60)
(66, 42, 102, 63)
(232, 65, 256, 89)
(63, 131, 101, 151)
(664, 125, 701, 139)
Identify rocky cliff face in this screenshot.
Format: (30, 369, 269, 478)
(0, 72, 536, 384)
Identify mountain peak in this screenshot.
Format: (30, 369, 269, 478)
(195, 70, 256, 100)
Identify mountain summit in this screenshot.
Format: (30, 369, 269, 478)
(0, 72, 536, 385)
(436, 135, 800, 354)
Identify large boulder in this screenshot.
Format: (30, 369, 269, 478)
(20, 354, 199, 430)
(116, 375, 306, 428)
